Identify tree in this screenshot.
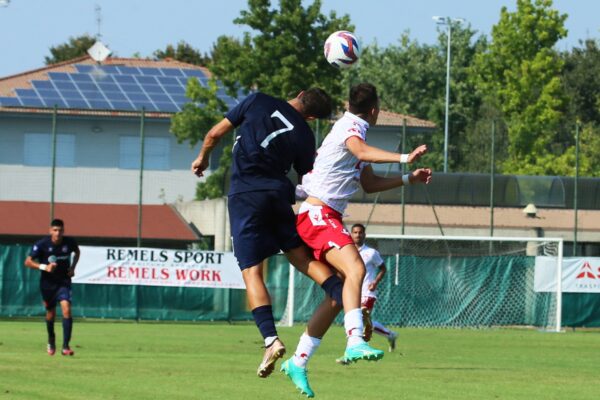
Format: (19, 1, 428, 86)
(45, 35, 97, 65)
(172, 0, 354, 200)
(210, 0, 353, 103)
(344, 25, 487, 172)
(560, 39, 600, 177)
(562, 39, 600, 125)
(154, 41, 210, 66)
(473, 0, 568, 175)
(170, 77, 231, 199)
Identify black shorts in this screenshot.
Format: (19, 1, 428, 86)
(40, 281, 72, 310)
(228, 190, 303, 269)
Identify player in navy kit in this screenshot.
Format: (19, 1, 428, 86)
(24, 219, 80, 356)
(191, 88, 345, 379)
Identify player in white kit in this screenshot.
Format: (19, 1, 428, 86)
(352, 223, 398, 351)
(281, 83, 432, 397)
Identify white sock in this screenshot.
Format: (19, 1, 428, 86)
(292, 333, 321, 368)
(344, 308, 365, 347)
(264, 336, 278, 347)
(373, 320, 392, 337)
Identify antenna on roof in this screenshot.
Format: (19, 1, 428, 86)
(95, 4, 102, 40)
(87, 4, 111, 65)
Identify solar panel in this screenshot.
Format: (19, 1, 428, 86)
(71, 73, 94, 83)
(65, 99, 89, 109)
(32, 81, 55, 90)
(2, 64, 244, 113)
(139, 67, 164, 76)
(15, 89, 40, 99)
(161, 68, 184, 77)
(61, 90, 85, 100)
(20, 97, 45, 107)
(48, 72, 72, 81)
(143, 85, 165, 94)
(103, 91, 128, 102)
(53, 80, 77, 90)
(0, 96, 22, 106)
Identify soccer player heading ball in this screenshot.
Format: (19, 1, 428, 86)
(281, 83, 432, 397)
(191, 88, 347, 380)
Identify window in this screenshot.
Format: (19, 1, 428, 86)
(119, 136, 170, 170)
(23, 133, 75, 167)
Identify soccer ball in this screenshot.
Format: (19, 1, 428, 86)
(324, 31, 360, 69)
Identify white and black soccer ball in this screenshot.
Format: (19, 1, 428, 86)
(324, 31, 360, 69)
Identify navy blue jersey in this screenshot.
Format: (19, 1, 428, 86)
(225, 92, 316, 201)
(29, 236, 79, 285)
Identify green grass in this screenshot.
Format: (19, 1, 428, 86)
(1, 321, 599, 399)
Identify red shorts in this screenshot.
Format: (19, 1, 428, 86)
(361, 296, 377, 311)
(296, 202, 354, 262)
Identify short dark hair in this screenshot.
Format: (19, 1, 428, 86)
(348, 83, 378, 115)
(351, 223, 366, 232)
(301, 88, 333, 119)
(50, 219, 64, 228)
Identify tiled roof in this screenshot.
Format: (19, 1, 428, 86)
(0, 201, 198, 241)
(375, 109, 436, 129)
(336, 103, 436, 129)
(0, 55, 209, 118)
(0, 55, 209, 96)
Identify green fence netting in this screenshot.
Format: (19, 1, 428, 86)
(1, 244, 599, 327)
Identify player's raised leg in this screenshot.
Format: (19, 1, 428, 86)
(282, 296, 342, 396)
(324, 245, 384, 363)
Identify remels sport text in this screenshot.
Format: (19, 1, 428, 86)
(106, 248, 225, 264)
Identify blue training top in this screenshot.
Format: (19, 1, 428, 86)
(29, 236, 79, 285)
(225, 92, 316, 202)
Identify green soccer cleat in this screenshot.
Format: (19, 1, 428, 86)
(340, 342, 385, 364)
(280, 358, 315, 398)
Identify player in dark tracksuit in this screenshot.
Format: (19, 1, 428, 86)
(191, 89, 344, 379)
(24, 218, 80, 356)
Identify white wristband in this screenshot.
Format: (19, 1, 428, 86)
(399, 154, 410, 163)
(402, 174, 411, 186)
(39, 264, 48, 271)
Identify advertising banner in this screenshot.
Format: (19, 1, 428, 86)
(534, 256, 600, 293)
(72, 246, 245, 289)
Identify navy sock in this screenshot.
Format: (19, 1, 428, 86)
(251, 305, 277, 340)
(62, 318, 73, 349)
(46, 319, 55, 344)
(321, 275, 344, 307)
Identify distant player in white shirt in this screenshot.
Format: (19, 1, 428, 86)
(352, 223, 398, 351)
(281, 83, 432, 397)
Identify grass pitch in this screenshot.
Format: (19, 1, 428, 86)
(1, 320, 599, 400)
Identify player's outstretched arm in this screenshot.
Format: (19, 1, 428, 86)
(408, 144, 428, 163)
(346, 137, 427, 164)
(360, 165, 432, 193)
(191, 118, 235, 177)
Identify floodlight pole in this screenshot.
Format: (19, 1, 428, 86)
(433, 16, 463, 173)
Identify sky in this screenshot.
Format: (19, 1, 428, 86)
(0, 0, 598, 78)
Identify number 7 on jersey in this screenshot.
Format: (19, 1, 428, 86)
(260, 110, 294, 148)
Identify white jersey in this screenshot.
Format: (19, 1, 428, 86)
(298, 112, 369, 214)
(359, 244, 385, 299)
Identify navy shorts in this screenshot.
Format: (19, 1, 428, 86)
(228, 190, 304, 269)
(40, 282, 72, 309)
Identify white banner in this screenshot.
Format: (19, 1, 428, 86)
(534, 256, 600, 293)
(72, 246, 245, 289)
